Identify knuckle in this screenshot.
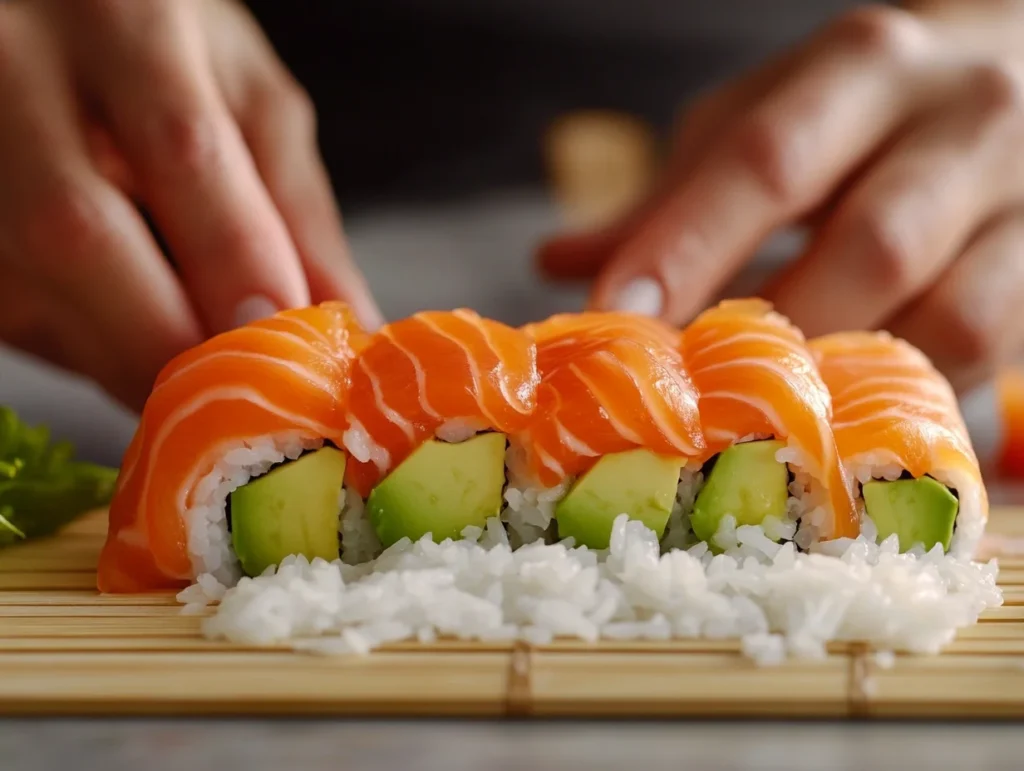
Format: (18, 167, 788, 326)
(969, 61, 1024, 121)
(209, 215, 269, 264)
(830, 5, 929, 61)
(17, 182, 103, 263)
(732, 116, 803, 206)
(146, 110, 220, 174)
(854, 211, 920, 291)
(283, 80, 317, 130)
(255, 76, 318, 141)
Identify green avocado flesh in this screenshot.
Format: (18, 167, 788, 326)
(230, 446, 347, 577)
(862, 476, 958, 552)
(554, 449, 683, 550)
(690, 440, 788, 544)
(367, 432, 507, 548)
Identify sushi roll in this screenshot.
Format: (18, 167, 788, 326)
(811, 331, 988, 559)
(677, 299, 857, 552)
(97, 302, 368, 592)
(340, 308, 540, 554)
(508, 311, 706, 549)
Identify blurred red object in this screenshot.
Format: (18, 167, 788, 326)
(996, 368, 1024, 478)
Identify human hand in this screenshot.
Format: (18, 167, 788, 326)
(0, 0, 381, 411)
(538, 2, 1024, 394)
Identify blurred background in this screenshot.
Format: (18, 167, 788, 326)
(0, 0, 1013, 475)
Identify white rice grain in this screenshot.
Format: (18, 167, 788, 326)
(339, 487, 382, 565)
(192, 514, 1002, 664)
(435, 418, 489, 443)
(185, 432, 324, 585)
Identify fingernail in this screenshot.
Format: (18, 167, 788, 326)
(234, 295, 279, 327)
(609, 277, 664, 317)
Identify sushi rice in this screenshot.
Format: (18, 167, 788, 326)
(180, 511, 1002, 664)
(847, 452, 987, 561)
(177, 430, 1003, 664)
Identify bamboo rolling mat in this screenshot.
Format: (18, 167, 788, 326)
(0, 508, 1023, 718)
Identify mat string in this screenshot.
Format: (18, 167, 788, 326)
(505, 641, 533, 717)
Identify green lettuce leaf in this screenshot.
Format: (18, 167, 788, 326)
(0, 407, 118, 547)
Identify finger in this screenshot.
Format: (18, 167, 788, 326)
(537, 45, 803, 281)
(766, 60, 1024, 336)
(82, 122, 137, 197)
(0, 269, 82, 376)
(242, 90, 384, 329)
(585, 7, 935, 322)
(204, 0, 384, 330)
(0, 8, 203, 409)
(0, 269, 118, 394)
(64, 0, 311, 334)
(884, 211, 1024, 395)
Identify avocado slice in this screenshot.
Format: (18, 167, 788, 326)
(230, 446, 346, 576)
(862, 476, 958, 552)
(690, 440, 788, 545)
(366, 432, 507, 547)
(554, 448, 683, 550)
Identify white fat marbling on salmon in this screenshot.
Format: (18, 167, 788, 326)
(811, 330, 986, 558)
(568, 362, 646, 446)
(534, 444, 566, 479)
(342, 418, 390, 472)
(687, 331, 809, 363)
(114, 434, 147, 501)
(137, 385, 335, 579)
(271, 315, 333, 348)
(831, 384, 954, 418)
(417, 314, 503, 429)
(594, 349, 700, 455)
(380, 327, 442, 420)
(117, 341, 337, 496)
(817, 346, 934, 373)
(554, 420, 599, 458)
(114, 521, 150, 549)
(361, 360, 417, 444)
(155, 350, 337, 397)
(465, 311, 536, 417)
(832, 400, 952, 432)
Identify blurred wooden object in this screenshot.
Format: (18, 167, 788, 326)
(544, 110, 658, 230)
(0, 508, 1023, 716)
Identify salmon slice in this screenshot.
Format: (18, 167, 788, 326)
(810, 331, 987, 556)
(97, 302, 367, 593)
(517, 312, 705, 488)
(811, 331, 975, 473)
(683, 299, 857, 540)
(342, 309, 539, 497)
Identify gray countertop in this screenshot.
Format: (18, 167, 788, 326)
(0, 191, 1018, 766)
(3, 720, 1023, 770)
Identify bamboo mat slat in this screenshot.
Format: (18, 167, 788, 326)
(0, 507, 1022, 717)
(856, 656, 1024, 718)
